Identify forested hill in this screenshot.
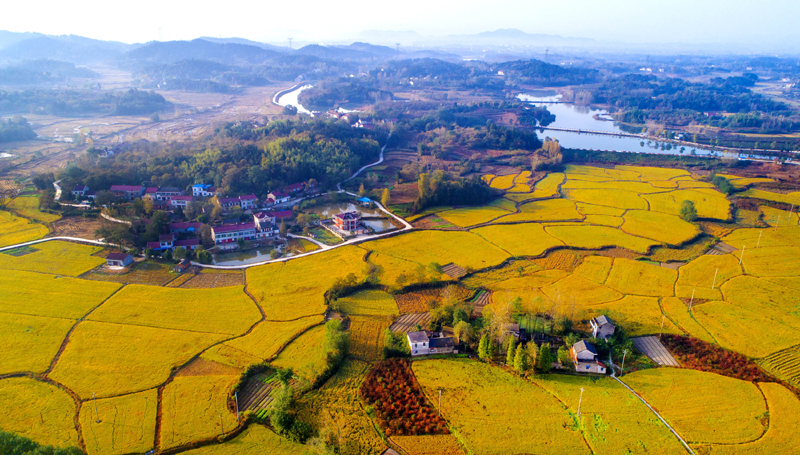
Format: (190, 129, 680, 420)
(122, 39, 281, 66)
(499, 59, 600, 85)
(0, 89, 171, 116)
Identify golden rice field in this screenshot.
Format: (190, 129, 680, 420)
(337, 289, 399, 316)
(222, 315, 324, 362)
(0, 269, 121, 319)
(0, 377, 79, 448)
(413, 359, 588, 455)
(79, 389, 158, 455)
(200, 344, 261, 369)
(530, 172, 564, 198)
(0, 312, 75, 375)
(544, 225, 658, 253)
(489, 173, 517, 190)
(0, 241, 105, 276)
(722, 225, 800, 249)
(564, 188, 649, 210)
(759, 345, 800, 389)
(739, 188, 800, 205)
(487, 197, 517, 211)
(348, 315, 393, 362)
(575, 202, 626, 216)
(643, 189, 731, 220)
(7, 196, 61, 223)
(624, 368, 767, 444)
(271, 324, 328, 383)
(494, 198, 582, 223)
(87, 284, 260, 335)
(180, 425, 306, 455)
(49, 321, 226, 398)
(596, 295, 681, 337)
(393, 435, 466, 455)
(574, 256, 613, 283)
(294, 360, 386, 455)
(437, 205, 511, 227)
(364, 250, 422, 286)
(675, 254, 742, 301)
(0, 210, 49, 247)
(542, 274, 623, 308)
(160, 375, 239, 450)
(620, 210, 700, 245)
(760, 206, 799, 226)
(472, 223, 564, 257)
(507, 171, 532, 192)
(604, 258, 677, 297)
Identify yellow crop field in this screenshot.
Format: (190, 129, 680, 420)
(760, 346, 800, 389)
(542, 274, 623, 308)
(295, 360, 386, 455)
(699, 383, 800, 454)
(643, 189, 731, 220)
(624, 368, 766, 444)
(605, 258, 677, 297)
(0, 241, 105, 276)
(677, 180, 715, 189)
(365, 230, 510, 272)
(730, 177, 776, 188)
(338, 290, 399, 316)
(621, 210, 700, 245)
(0, 210, 49, 247)
(160, 375, 238, 449)
(50, 321, 226, 398)
(488, 197, 517, 211)
(218, 315, 324, 362)
(271, 324, 328, 382)
(247, 246, 366, 320)
(0, 269, 121, 319)
(507, 171, 532, 192)
(200, 344, 261, 369)
(0, 377, 79, 448)
(650, 180, 679, 188)
(0, 313, 74, 375)
(438, 206, 511, 227)
(545, 225, 658, 253)
(490, 173, 517, 190)
(675, 254, 742, 301)
(760, 206, 799, 226)
(575, 202, 626, 216)
(472, 223, 564, 257)
(481, 174, 495, 184)
(349, 315, 392, 361)
(532, 374, 686, 454)
(530, 172, 564, 198)
(722, 225, 800, 249)
(574, 256, 613, 283)
(393, 435, 466, 455)
(413, 359, 588, 455)
(79, 389, 157, 455)
(617, 165, 690, 181)
(88, 284, 260, 335)
(564, 188, 648, 210)
(584, 214, 624, 227)
(365, 251, 420, 286)
(740, 245, 800, 277)
(740, 188, 800, 205)
(7, 196, 61, 223)
(659, 297, 717, 345)
(489, 270, 568, 291)
(494, 198, 581, 223)
(565, 164, 611, 178)
(180, 425, 306, 455)
(562, 179, 664, 194)
(597, 296, 681, 337)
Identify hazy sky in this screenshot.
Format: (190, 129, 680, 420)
(3, 0, 800, 49)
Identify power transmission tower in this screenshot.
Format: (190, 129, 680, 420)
(288, 37, 293, 50)
(544, 48, 548, 62)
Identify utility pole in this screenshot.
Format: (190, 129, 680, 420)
(93, 392, 100, 423)
(739, 245, 745, 265)
(219, 413, 224, 436)
(544, 48, 549, 62)
(689, 289, 695, 311)
(438, 389, 442, 416)
(395, 43, 400, 58)
(577, 387, 584, 416)
(659, 315, 665, 339)
(288, 37, 293, 50)
(621, 349, 628, 377)
(775, 216, 781, 231)
(757, 230, 763, 249)
(711, 268, 718, 289)
(235, 392, 239, 422)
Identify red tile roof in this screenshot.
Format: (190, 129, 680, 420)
(213, 223, 256, 233)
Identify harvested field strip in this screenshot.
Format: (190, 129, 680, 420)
(238, 372, 301, 412)
(394, 286, 472, 314)
(83, 261, 177, 286)
(442, 262, 467, 279)
(631, 336, 680, 366)
(389, 312, 431, 333)
(181, 271, 244, 288)
(165, 272, 195, 287)
(760, 345, 800, 389)
(469, 290, 491, 315)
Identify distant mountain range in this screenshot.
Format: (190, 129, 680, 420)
(355, 28, 596, 47)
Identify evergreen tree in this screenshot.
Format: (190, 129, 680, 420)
(506, 338, 516, 365)
(537, 343, 552, 373)
(279, 219, 287, 236)
(381, 188, 391, 207)
(358, 183, 367, 197)
(478, 334, 489, 360)
(514, 343, 528, 374)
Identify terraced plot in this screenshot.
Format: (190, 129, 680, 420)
(545, 225, 658, 253)
(621, 210, 700, 245)
(472, 223, 564, 257)
(337, 290, 399, 316)
(179, 425, 306, 455)
(760, 346, 800, 389)
(0, 240, 104, 276)
(438, 206, 511, 227)
(0, 377, 79, 449)
(0, 210, 49, 247)
(0, 313, 75, 374)
(79, 389, 158, 455)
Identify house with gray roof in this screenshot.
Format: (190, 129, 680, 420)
(407, 331, 456, 357)
(590, 315, 616, 339)
(571, 340, 607, 374)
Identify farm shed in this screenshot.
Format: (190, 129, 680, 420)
(106, 252, 133, 268)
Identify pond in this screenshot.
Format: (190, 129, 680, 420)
(276, 85, 314, 115)
(363, 218, 395, 233)
(212, 246, 278, 266)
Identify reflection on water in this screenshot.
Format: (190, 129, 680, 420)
(277, 85, 313, 115)
(212, 246, 278, 266)
(363, 219, 394, 232)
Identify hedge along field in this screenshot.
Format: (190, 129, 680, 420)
(0, 241, 105, 276)
(364, 230, 510, 272)
(643, 189, 731, 220)
(437, 206, 511, 227)
(0, 377, 79, 449)
(494, 198, 582, 223)
(87, 285, 261, 336)
(222, 315, 324, 362)
(532, 374, 687, 454)
(0, 313, 75, 374)
(271, 324, 328, 383)
(0, 269, 121, 319)
(675, 254, 743, 301)
(544, 225, 658, 253)
(160, 375, 239, 450)
(604, 258, 677, 297)
(7, 196, 61, 223)
(79, 388, 158, 455)
(179, 424, 306, 455)
(563, 188, 649, 210)
(246, 245, 367, 320)
(623, 369, 767, 445)
(620, 210, 700, 245)
(0, 210, 49, 247)
(294, 360, 386, 455)
(471, 223, 564, 257)
(698, 382, 800, 454)
(412, 359, 589, 455)
(597, 295, 682, 337)
(49, 321, 227, 398)
(337, 290, 399, 316)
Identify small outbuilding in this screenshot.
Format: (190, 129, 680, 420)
(106, 252, 133, 268)
(590, 315, 616, 339)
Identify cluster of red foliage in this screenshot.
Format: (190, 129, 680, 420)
(360, 359, 449, 436)
(661, 335, 773, 382)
